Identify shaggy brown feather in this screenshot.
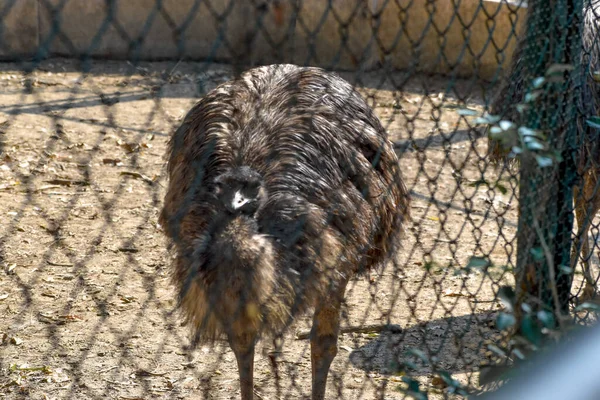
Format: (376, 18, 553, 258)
(487, 0, 600, 168)
(159, 64, 409, 348)
(487, 1, 600, 300)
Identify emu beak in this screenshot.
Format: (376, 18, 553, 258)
(232, 191, 250, 210)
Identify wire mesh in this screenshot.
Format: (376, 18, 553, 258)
(0, 0, 595, 399)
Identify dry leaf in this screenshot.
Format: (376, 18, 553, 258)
(120, 295, 136, 304)
(58, 315, 83, 323)
(102, 158, 122, 166)
(119, 171, 154, 185)
(44, 178, 88, 186)
(431, 376, 448, 388)
(38, 312, 57, 324)
(117, 140, 140, 153)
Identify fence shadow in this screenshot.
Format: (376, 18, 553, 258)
(0, 58, 492, 106)
(347, 311, 499, 377)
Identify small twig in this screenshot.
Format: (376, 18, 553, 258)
(168, 59, 183, 76)
(99, 366, 118, 374)
(47, 261, 74, 267)
(119, 171, 155, 185)
(253, 389, 268, 400)
(118, 247, 139, 253)
(531, 216, 564, 327)
(44, 179, 88, 186)
(295, 323, 402, 340)
(135, 369, 167, 377)
(103, 379, 136, 386)
(36, 185, 62, 192)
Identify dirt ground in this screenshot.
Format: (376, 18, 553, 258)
(0, 58, 580, 399)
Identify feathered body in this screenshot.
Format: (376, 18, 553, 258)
(488, 0, 600, 168)
(487, 1, 600, 300)
(159, 64, 409, 351)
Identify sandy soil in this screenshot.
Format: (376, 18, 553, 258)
(0, 58, 582, 399)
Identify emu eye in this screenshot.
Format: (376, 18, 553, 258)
(244, 183, 260, 198)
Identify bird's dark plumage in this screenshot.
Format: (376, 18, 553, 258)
(159, 63, 409, 399)
(487, 1, 600, 301)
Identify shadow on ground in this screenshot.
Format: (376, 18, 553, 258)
(347, 311, 500, 377)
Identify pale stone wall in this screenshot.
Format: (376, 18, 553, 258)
(0, 0, 527, 80)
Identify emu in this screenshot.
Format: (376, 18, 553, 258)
(159, 64, 409, 399)
(487, 1, 600, 302)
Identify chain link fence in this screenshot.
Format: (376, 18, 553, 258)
(0, 0, 597, 399)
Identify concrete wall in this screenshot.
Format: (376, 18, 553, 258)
(0, 0, 527, 80)
(0, 0, 38, 59)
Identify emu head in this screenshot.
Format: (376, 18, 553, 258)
(213, 166, 266, 216)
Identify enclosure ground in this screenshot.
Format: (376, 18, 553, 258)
(0, 59, 543, 399)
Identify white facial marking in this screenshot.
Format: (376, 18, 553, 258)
(232, 190, 250, 209)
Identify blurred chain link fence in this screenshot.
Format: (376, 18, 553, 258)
(0, 0, 597, 399)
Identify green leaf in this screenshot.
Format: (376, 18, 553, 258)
(466, 256, 490, 270)
(524, 90, 542, 103)
(532, 77, 546, 88)
(406, 348, 429, 363)
(521, 315, 542, 346)
(518, 126, 543, 138)
(489, 125, 504, 136)
(545, 63, 575, 76)
(475, 114, 502, 125)
(487, 344, 507, 357)
(586, 117, 600, 130)
(457, 108, 478, 116)
(401, 376, 423, 394)
(516, 103, 530, 114)
(495, 183, 508, 195)
(499, 120, 516, 131)
(559, 265, 573, 275)
(530, 247, 544, 261)
(524, 139, 546, 151)
(511, 348, 526, 360)
(537, 310, 556, 329)
(511, 146, 523, 155)
(535, 155, 554, 168)
(574, 302, 600, 312)
(473, 117, 491, 125)
(496, 312, 516, 330)
(467, 178, 489, 188)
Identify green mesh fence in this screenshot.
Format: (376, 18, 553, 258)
(0, 0, 596, 399)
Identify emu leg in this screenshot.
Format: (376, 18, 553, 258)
(310, 280, 348, 400)
(573, 171, 599, 302)
(229, 332, 257, 400)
